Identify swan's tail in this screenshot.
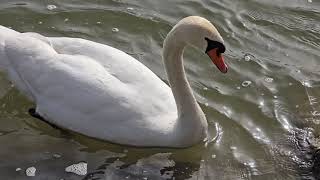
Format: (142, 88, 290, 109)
(0, 26, 19, 72)
(0, 26, 52, 72)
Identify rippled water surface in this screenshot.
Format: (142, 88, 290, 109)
(0, 0, 320, 179)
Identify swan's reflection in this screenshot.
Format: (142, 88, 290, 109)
(83, 153, 200, 180)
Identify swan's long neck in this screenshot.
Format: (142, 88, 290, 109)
(163, 37, 197, 116)
(162, 28, 207, 142)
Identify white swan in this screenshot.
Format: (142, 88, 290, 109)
(0, 16, 227, 147)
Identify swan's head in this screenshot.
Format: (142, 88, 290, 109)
(171, 16, 228, 73)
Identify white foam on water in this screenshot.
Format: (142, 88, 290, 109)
(65, 162, 87, 176)
(26, 167, 36, 177)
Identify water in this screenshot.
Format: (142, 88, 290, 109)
(0, 0, 319, 179)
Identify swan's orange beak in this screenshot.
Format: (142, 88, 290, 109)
(207, 48, 228, 73)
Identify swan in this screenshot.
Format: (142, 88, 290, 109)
(0, 16, 227, 147)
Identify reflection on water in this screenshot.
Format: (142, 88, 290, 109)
(0, 0, 319, 179)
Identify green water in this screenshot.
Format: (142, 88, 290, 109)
(0, 0, 320, 179)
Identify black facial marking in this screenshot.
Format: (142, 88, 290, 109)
(205, 37, 226, 55)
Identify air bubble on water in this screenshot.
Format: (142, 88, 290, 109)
(244, 53, 254, 61)
(65, 162, 87, 176)
(26, 167, 36, 177)
(289, 82, 293, 86)
(211, 154, 216, 159)
(236, 86, 241, 90)
(295, 105, 299, 108)
(46, 4, 57, 10)
(308, 0, 312, 2)
(264, 77, 273, 83)
(96, 21, 102, 24)
(274, 96, 278, 99)
(230, 146, 237, 150)
(112, 28, 119, 32)
(127, 7, 134, 11)
(16, 168, 22, 172)
(64, 18, 69, 22)
(241, 81, 252, 87)
(203, 87, 208, 91)
(205, 103, 209, 107)
(38, 21, 43, 25)
(53, 153, 62, 158)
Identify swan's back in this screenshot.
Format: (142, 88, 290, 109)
(0, 27, 179, 146)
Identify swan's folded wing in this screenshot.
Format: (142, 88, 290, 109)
(4, 35, 140, 118)
(49, 37, 166, 86)
(49, 37, 176, 113)
(4, 35, 57, 99)
(4, 34, 178, 143)
(0, 26, 19, 71)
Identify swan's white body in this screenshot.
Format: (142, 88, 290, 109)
(0, 16, 225, 147)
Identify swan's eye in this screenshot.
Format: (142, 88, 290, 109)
(204, 37, 225, 54)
